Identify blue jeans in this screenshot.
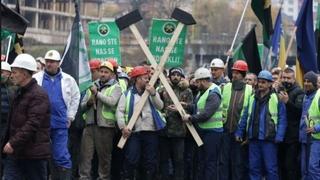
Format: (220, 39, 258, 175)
(219, 132, 249, 180)
(3, 156, 48, 180)
(123, 131, 159, 179)
(249, 140, 278, 180)
(197, 130, 223, 180)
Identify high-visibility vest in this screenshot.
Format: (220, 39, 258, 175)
(124, 90, 166, 125)
(307, 90, 320, 140)
(196, 83, 223, 129)
(246, 93, 278, 132)
(119, 79, 127, 92)
(222, 82, 252, 123)
(83, 84, 117, 122)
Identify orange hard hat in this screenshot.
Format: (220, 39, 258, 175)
(130, 66, 149, 78)
(89, 60, 101, 70)
(232, 60, 248, 72)
(107, 58, 118, 68)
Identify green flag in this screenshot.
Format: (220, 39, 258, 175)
(61, 1, 92, 92)
(251, 0, 273, 47)
(1, 29, 14, 41)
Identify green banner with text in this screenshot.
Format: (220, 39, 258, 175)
(149, 18, 187, 68)
(88, 21, 121, 64)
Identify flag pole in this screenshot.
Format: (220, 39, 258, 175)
(284, 26, 297, 64)
(225, 0, 250, 67)
(5, 36, 12, 63)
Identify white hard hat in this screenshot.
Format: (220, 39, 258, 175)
(117, 67, 122, 73)
(194, 67, 212, 80)
(1, 61, 11, 72)
(11, 53, 37, 72)
(210, 58, 224, 68)
(36, 57, 45, 65)
(44, 50, 61, 61)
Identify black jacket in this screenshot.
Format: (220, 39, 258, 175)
(284, 83, 304, 143)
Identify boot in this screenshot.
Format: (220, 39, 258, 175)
(51, 166, 72, 180)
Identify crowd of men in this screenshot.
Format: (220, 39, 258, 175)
(1, 51, 320, 180)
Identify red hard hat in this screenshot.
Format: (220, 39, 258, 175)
(130, 66, 149, 78)
(107, 58, 118, 68)
(89, 60, 101, 70)
(232, 60, 248, 72)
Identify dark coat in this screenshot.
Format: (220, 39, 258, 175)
(4, 78, 51, 159)
(284, 84, 305, 143)
(159, 81, 194, 137)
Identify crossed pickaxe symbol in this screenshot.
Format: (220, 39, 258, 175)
(115, 8, 203, 148)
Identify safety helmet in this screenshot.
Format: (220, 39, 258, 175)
(210, 58, 224, 68)
(194, 67, 212, 80)
(44, 50, 61, 61)
(118, 72, 129, 80)
(169, 67, 185, 77)
(117, 67, 122, 74)
(89, 60, 101, 70)
(36, 57, 45, 65)
(130, 66, 149, 78)
(11, 53, 37, 72)
(232, 60, 248, 72)
(258, 70, 273, 82)
(107, 58, 118, 68)
(1, 61, 11, 72)
(100, 61, 114, 72)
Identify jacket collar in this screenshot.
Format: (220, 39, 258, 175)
(18, 78, 37, 95)
(44, 68, 62, 80)
(98, 78, 117, 90)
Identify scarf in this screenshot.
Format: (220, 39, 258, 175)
(127, 86, 165, 130)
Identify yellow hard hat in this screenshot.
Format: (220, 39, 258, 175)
(100, 61, 114, 72)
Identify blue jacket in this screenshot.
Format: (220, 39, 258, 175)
(299, 91, 320, 143)
(236, 93, 287, 142)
